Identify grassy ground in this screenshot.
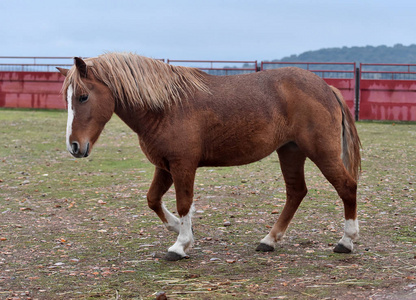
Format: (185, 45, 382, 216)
(0, 109, 415, 300)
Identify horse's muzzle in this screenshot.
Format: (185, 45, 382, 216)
(70, 141, 90, 158)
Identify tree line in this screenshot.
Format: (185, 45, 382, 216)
(273, 44, 416, 64)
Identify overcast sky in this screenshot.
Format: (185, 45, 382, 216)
(1, 0, 415, 61)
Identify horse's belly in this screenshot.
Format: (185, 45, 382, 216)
(201, 139, 279, 167)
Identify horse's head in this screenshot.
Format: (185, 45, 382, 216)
(57, 57, 115, 158)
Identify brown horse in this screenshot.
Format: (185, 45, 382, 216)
(57, 52, 361, 261)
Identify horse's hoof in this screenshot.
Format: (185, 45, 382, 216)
(165, 251, 189, 261)
(333, 243, 352, 253)
(255, 243, 275, 252)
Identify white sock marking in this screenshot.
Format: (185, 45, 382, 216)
(338, 219, 359, 250)
(66, 85, 74, 153)
(162, 203, 180, 233)
(260, 232, 285, 248)
(260, 234, 276, 247)
(167, 204, 195, 257)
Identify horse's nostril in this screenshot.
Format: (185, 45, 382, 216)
(72, 142, 80, 154)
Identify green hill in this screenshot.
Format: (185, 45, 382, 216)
(274, 44, 416, 63)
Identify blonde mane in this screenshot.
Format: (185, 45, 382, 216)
(63, 52, 210, 110)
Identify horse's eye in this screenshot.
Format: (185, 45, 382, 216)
(79, 95, 89, 103)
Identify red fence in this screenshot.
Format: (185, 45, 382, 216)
(359, 63, 416, 121)
(0, 71, 65, 109)
(1, 57, 416, 121)
(0, 57, 70, 109)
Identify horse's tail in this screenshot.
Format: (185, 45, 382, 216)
(330, 86, 361, 181)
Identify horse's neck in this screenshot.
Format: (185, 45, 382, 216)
(115, 106, 161, 138)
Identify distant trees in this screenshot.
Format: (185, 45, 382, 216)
(272, 44, 416, 64)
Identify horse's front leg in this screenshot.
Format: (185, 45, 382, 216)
(147, 167, 180, 233)
(165, 165, 197, 261)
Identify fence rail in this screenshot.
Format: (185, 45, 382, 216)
(167, 59, 258, 75)
(0, 56, 73, 72)
(360, 63, 416, 80)
(0, 57, 259, 74)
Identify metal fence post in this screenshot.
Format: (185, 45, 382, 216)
(355, 67, 360, 121)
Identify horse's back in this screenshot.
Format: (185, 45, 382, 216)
(199, 67, 341, 134)
(203, 67, 338, 113)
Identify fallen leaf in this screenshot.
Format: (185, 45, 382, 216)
(20, 207, 32, 211)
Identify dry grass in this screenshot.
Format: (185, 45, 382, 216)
(0, 109, 415, 299)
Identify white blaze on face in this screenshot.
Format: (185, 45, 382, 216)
(66, 85, 74, 152)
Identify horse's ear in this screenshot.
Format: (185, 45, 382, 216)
(74, 57, 88, 78)
(56, 67, 69, 77)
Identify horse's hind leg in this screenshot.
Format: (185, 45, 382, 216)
(147, 167, 180, 233)
(312, 157, 359, 253)
(256, 142, 308, 252)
